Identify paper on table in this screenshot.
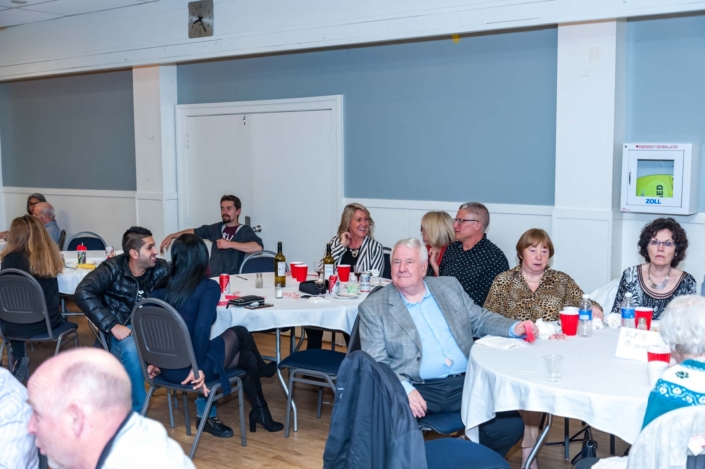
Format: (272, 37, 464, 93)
(475, 336, 528, 350)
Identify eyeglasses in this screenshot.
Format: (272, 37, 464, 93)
(453, 218, 479, 225)
(649, 239, 675, 248)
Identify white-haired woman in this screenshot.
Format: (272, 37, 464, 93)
(575, 295, 705, 468)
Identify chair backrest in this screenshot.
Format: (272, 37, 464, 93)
(346, 316, 361, 355)
(382, 247, 392, 280)
(87, 318, 109, 351)
(588, 277, 620, 314)
(0, 269, 52, 337)
(131, 298, 199, 385)
(57, 230, 66, 250)
(66, 231, 107, 251)
(240, 250, 276, 274)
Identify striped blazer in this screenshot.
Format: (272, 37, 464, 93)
(317, 235, 385, 275)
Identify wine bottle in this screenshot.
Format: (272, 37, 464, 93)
(274, 241, 287, 287)
(323, 242, 335, 281)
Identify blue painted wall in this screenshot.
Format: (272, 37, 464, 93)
(0, 70, 136, 191)
(178, 28, 558, 206)
(626, 12, 705, 209)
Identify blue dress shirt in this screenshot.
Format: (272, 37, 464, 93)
(400, 282, 521, 394)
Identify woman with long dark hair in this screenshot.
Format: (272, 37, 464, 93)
(0, 215, 66, 360)
(150, 234, 282, 433)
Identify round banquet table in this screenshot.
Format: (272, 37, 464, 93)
(211, 272, 368, 339)
(212, 271, 380, 432)
(461, 326, 652, 464)
(58, 251, 109, 294)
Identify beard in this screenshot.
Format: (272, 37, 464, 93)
(222, 215, 231, 223)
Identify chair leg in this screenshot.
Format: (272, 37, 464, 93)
(167, 389, 175, 428)
(564, 418, 570, 459)
(173, 390, 179, 409)
(330, 332, 336, 351)
(141, 386, 156, 416)
(610, 434, 616, 455)
(189, 388, 219, 459)
(0, 339, 5, 368)
(285, 371, 296, 438)
(74, 330, 79, 349)
(7, 344, 14, 373)
(236, 378, 246, 447)
(183, 392, 190, 436)
(317, 387, 323, 419)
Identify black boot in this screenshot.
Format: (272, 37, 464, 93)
(248, 388, 283, 433)
(233, 326, 277, 378)
(196, 417, 234, 438)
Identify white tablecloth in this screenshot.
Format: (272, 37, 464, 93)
(58, 250, 108, 295)
(461, 327, 652, 445)
(212, 272, 370, 339)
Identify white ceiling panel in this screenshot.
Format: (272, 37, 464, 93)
(23, 0, 144, 16)
(0, 8, 62, 27)
(0, 0, 55, 8)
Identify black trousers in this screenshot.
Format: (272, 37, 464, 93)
(305, 328, 350, 350)
(415, 374, 524, 458)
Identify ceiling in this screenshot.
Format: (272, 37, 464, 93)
(0, 0, 159, 29)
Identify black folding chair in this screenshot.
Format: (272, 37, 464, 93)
(131, 298, 247, 459)
(0, 269, 78, 369)
(278, 315, 361, 437)
(65, 231, 107, 251)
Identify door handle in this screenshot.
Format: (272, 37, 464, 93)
(252, 225, 262, 233)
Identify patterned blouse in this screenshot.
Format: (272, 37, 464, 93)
(483, 265, 600, 322)
(610, 265, 697, 320)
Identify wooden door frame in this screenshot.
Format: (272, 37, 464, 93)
(175, 95, 344, 232)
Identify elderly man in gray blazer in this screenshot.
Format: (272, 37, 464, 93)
(359, 237, 537, 458)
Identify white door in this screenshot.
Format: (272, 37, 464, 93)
(183, 114, 253, 229)
(177, 96, 342, 270)
(250, 110, 336, 267)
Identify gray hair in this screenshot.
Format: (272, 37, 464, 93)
(56, 359, 132, 413)
(391, 238, 428, 265)
(459, 202, 490, 231)
(35, 202, 55, 220)
(660, 295, 705, 357)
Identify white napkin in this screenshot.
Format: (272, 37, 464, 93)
(606, 313, 622, 329)
(592, 317, 604, 330)
(475, 335, 527, 349)
(536, 319, 561, 339)
(308, 297, 330, 304)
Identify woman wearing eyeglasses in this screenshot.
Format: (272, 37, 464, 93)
(611, 218, 696, 319)
(420, 211, 455, 277)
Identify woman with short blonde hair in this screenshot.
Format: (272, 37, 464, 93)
(420, 211, 454, 277)
(0, 215, 67, 360)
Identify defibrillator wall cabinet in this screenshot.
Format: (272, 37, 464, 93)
(620, 143, 700, 215)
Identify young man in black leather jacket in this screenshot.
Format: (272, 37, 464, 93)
(75, 226, 234, 438)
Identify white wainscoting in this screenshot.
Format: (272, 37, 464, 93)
(2, 187, 137, 249)
(347, 198, 554, 269)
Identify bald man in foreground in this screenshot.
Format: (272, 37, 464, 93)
(27, 348, 195, 469)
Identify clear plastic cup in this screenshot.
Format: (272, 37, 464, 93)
(544, 354, 563, 382)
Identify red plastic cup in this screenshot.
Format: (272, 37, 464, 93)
(290, 262, 303, 280)
(337, 264, 351, 282)
(560, 311, 579, 336)
(647, 345, 671, 363)
(635, 307, 653, 331)
(296, 264, 308, 282)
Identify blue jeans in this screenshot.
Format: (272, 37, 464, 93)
(196, 397, 217, 419)
(109, 326, 146, 413)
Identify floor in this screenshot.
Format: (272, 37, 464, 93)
(14, 311, 631, 469)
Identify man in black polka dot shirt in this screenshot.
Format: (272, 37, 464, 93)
(439, 202, 509, 306)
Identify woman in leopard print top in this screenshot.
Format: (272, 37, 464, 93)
(483, 228, 602, 469)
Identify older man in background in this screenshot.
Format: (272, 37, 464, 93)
(359, 238, 536, 458)
(27, 348, 195, 469)
(439, 202, 509, 306)
(33, 202, 62, 245)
